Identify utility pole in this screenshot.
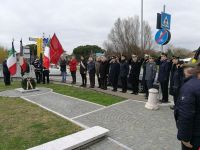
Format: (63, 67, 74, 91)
(141, 0, 144, 56)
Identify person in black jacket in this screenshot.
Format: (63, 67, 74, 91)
(169, 56, 179, 96)
(109, 56, 120, 92)
(129, 54, 143, 95)
(157, 53, 171, 103)
(99, 56, 109, 90)
(175, 64, 200, 150)
(120, 55, 129, 93)
(43, 66, 49, 84)
(141, 54, 149, 93)
(80, 56, 87, 87)
(87, 57, 95, 88)
(2, 59, 11, 86)
(170, 61, 184, 110)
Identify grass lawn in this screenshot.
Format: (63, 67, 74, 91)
(40, 83, 125, 106)
(0, 97, 82, 150)
(0, 81, 125, 106)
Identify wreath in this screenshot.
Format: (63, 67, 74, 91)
(21, 78, 36, 90)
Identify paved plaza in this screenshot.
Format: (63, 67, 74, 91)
(0, 87, 181, 149)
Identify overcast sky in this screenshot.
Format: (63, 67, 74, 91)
(0, 0, 200, 53)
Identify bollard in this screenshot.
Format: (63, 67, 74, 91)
(145, 88, 159, 110)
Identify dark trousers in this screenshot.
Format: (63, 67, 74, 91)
(43, 70, 49, 84)
(160, 80, 169, 102)
(100, 76, 107, 90)
(181, 143, 199, 150)
(111, 76, 119, 90)
(81, 73, 87, 86)
(146, 80, 154, 97)
(121, 77, 127, 92)
(71, 71, 76, 83)
(132, 78, 139, 93)
(142, 78, 147, 93)
(35, 71, 42, 83)
(89, 73, 95, 87)
(4, 74, 11, 85)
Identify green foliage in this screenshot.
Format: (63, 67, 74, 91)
(73, 45, 105, 60)
(0, 46, 8, 64)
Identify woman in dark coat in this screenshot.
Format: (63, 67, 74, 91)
(129, 55, 143, 95)
(80, 56, 87, 87)
(3, 59, 11, 85)
(99, 56, 109, 90)
(109, 56, 120, 92)
(120, 55, 129, 93)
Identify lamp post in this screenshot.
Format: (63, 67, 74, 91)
(141, 0, 144, 56)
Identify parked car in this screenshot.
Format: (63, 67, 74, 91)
(49, 64, 61, 76)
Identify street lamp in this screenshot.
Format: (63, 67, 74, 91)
(141, 0, 144, 56)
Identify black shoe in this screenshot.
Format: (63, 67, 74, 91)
(112, 89, 117, 92)
(131, 92, 138, 95)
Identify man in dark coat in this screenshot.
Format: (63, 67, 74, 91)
(157, 53, 171, 103)
(80, 56, 87, 87)
(87, 57, 95, 88)
(99, 56, 109, 90)
(3, 59, 11, 86)
(120, 55, 129, 93)
(170, 61, 184, 110)
(95, 57, 101, 88)
(129, 54, 143, 95)
(175, 64, 200, 150)
(169, 56, 179, 96)
(109, 56, 120, 92)
(141, 54, 149, 93)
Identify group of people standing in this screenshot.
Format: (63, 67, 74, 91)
(32, 57, 50, 84)
(65, 54, 158, 99)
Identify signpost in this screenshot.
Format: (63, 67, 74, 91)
(155, 5, 171, 50)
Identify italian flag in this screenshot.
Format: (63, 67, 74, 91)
(20, 56, 27, 73)
(43, 46, 50, 69)
(19, 39, 27, 73)
(7, 41, 17, 76)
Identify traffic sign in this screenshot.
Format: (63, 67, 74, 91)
(155, 29, 171, 45)
(161, 12, 171, 30)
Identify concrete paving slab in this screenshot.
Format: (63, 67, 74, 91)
(74, 100, 181, 150)
(0, 87, 52, 97)
(23, 92, 103, 118)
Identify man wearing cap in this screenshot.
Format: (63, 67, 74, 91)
(175, 62, 200, 150)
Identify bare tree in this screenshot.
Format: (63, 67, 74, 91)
(104, 16, 153, 57)
(143, 21, 153, 50)
(104, 16, 141, 57)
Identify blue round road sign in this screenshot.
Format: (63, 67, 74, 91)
(155, 29, 171, 45)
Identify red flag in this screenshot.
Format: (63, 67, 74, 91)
(50, 34, 64, 64)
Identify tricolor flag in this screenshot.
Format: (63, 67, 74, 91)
(7, 41, 17, 76)
(19, 39, 27, 73)
(50, 34, 64, 64)
(43, 46, 50, 69)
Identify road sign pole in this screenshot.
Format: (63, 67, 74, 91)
(161, 5, 166, 52)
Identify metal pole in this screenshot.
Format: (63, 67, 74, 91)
(141, 0, 144, 56)
(161, 5, 166, 52)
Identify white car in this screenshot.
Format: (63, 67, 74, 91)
(49, 64, 70, 76)
(49, 64, 61, 76)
